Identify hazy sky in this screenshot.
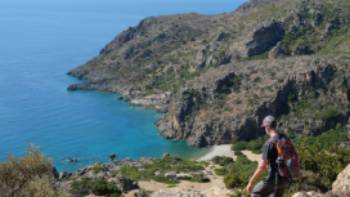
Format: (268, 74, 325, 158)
(0, 0, 247, 16)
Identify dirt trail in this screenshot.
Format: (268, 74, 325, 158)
(242, 150, 261, 163)
(124, 148, 261, 196)
(130, 164, 232, 197)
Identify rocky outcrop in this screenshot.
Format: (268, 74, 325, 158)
(292, 191, 327, 197)
(58, 156, 212, 196)
(129, 92, 171, 112)
(293, 164, 350, 197)
(68, 0, 350, 146)
(332, 164, 350, 196)
(246, 21, 285, 57)
(115, 177, 139, 193)
(158, 57, 349, 146)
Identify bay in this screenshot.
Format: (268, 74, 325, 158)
(0, 0, 245, 171)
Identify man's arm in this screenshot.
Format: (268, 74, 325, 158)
(245, 159, 268, 194)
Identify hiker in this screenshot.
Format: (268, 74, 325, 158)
(245, 115, 300, 197)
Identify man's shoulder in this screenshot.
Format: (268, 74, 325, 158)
(266, 135, 279, 144)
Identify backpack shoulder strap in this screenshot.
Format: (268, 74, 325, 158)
(268, 136, 283, 156)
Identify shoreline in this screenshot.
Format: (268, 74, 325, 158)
(196, 144, 235, 161)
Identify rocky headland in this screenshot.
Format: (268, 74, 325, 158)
(68, 0, 350, 147)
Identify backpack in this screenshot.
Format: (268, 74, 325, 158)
(271, 135, 300, 180)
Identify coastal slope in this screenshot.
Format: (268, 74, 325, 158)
(68, 0, 350, 146)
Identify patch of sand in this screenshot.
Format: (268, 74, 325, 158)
(242, 150, 261, 163)
(197, 145, 235, 161)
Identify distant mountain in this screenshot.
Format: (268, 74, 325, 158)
(68, 0, 350, 147)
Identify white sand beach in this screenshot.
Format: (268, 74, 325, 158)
(197, 144, 236, 161)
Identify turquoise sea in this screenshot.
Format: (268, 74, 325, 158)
(0, 0, 245, 171)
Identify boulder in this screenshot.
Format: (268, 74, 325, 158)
(292, 191, 324, 197)
(59, 171, 72, 180)
(175, 173, 192, 180)
(164, 171, 177, 179)
(332, 164, 350, 196)
(117, 177, 139, 192)
(109, 153, 117, 161)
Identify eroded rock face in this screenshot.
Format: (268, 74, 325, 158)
(158, 58, 348, 146)
(246, 21, 285, 57)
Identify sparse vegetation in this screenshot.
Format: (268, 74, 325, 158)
(120, 155, 206, 184)
(70, 177, 121, 197)
(212, 156, 234, 166)
(0, 146, 66, 197)
(316, 107, 341, 121)
(232, 136, 267, 154)
(92, 163, 104, 174)
(224, 153, 258, 189)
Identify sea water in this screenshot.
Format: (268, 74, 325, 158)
(0, 0, 245, 171)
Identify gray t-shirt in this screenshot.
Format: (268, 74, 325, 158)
(261, 135, 279, 182)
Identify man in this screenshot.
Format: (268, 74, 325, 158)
(245, 115, 290, 197)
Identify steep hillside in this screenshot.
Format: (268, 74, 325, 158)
(68, 0, 350, 146)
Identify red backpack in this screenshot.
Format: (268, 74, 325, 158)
(271, 135, 300, 180)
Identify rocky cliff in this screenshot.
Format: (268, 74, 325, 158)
(68, 0, 350, 146)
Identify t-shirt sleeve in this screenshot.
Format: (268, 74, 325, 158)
(261, 143, 270, 160)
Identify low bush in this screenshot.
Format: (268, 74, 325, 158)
(224, 154, 258, 189)
(92, 163, 104, 174)
(212, 156, 234, 166)
(70, 177, 121, 197)
(232, 136, 267, 154)
(0, 146, 64, 197)
(120, 156, 205, 184)
(290, 125, 350, 192)
(316, 107, 341, 121)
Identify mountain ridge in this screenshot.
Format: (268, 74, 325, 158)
(68, 0, 350, 146)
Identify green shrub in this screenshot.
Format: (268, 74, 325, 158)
(92, 163, 104, 174)
(231, 141, 247, 152)
(232, 136, 267, 154)
(26, 175, 65, 197)
(214, 167, 227, 176)
(190, 174, 210, 183)
(212, 156, 234, 166)
(0, 146, 62, 197)
(286, 126, 350, 194)
(316, 107, 341, 121)
(224, 154, 258, 189)
(230, 189, 248, 197)
(119, 156, 205, 184)
(91, 177, 121, 196)
(120, 165, 143, 181)
(245, 51, 269, 61)
(70, 177, 91, 197)
(70, 177, 121, 197)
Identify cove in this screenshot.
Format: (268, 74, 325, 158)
(0, 0, 245, 171)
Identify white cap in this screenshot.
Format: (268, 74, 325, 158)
(261, 115, 276, 128)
